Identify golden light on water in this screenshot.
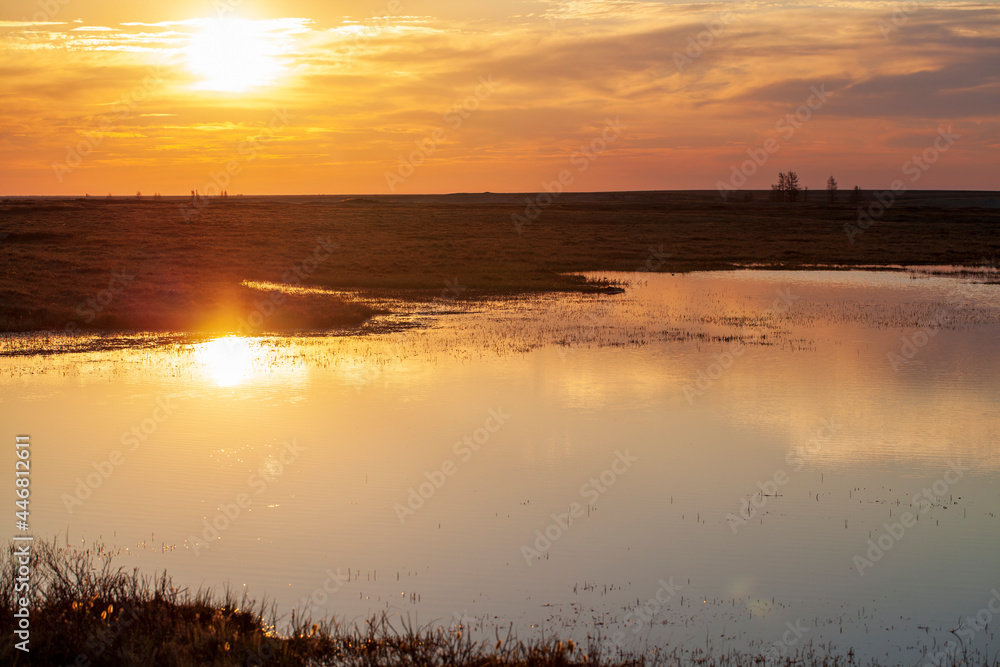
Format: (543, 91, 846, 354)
(194, 336, 255, 386)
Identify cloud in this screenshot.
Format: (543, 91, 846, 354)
(1, 2, 998, 193)
(0, 21, 68, 27)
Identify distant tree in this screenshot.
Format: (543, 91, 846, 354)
(771, 173, 787, 201)
(191, 190, 195, 201)
(136, 191, 142, 198)
(827, 176, 838, 203)
(771, 172, 802, 201)
(785, 171, 800, 202)
(851, 185, 862, 205)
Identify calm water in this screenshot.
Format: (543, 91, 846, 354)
(2, 270, 999, 663)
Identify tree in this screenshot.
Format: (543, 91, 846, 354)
(771, 172, 801, 201)
(785, 171, 800, 202)
(771, 172, 787, 201)
(827, 176, 838, 203)
(851, 185, 862, 205)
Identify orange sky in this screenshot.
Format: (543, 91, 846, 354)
(1, 0, 997, 195)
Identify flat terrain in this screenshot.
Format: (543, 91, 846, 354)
(0, 190, 998, 332)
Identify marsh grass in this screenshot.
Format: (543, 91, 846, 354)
(3, 540, 998, 666)
(0, 540, 630, 666)
(2, 193, 998, 333)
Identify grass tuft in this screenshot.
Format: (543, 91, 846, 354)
(2, 540, 998, 666)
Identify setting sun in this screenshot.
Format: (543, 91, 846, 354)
(195, 336, 254, 386)
(185, 18, 286, 92)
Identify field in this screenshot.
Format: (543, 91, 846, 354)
(1, 191, 998, 333)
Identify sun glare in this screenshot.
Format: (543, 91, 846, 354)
(195, 336, 255, 386)
(185, 18, 285, 92)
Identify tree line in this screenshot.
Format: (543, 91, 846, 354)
(768, 172, 862, 204)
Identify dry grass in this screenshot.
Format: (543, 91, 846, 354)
(3, 540, 999, 666)
(0, 540, 632, 666)
(1, 191, 998, 333)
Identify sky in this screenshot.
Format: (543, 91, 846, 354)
(1, 0, 997, 195)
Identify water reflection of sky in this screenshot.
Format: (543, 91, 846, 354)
(1, 270, 998, 663)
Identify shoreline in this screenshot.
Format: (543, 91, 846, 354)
(3, 538, 996, 667)
(2, 195, 998, 334)
(0, 262, 997, 341)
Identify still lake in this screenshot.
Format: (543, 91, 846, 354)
(2, 269, 998, 663)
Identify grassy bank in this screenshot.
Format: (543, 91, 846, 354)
(1, 541, 623, 666)
(1, 192, 998, 333)
(3, 541, 998, 666)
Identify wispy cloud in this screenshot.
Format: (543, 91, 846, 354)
(1, 2, 997, 194)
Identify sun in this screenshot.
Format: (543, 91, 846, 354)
(185, 18, 285, 92)
(194, 336, 255, 387)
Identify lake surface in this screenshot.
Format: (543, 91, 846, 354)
(2, 270, 998, 663)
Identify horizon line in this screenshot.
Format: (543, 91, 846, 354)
(4, 189, 1000, 198)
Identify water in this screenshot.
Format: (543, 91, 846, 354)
(2, 270, 998, 663)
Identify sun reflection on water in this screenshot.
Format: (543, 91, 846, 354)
(194, 336, 255, 387)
